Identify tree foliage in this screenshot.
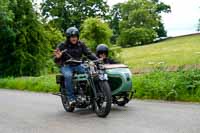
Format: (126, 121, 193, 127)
(110, 0, 170, 47)
(0, 0, 16, 76)
(43, 23, 65, 48)
(197, 19, 200, 32)
(0, 0, 54, 76)
(109, 3, 121, 44)
(81, 17, 121, 60)
(0, 0, 170, 77)
(152, 0, 171, 37)
(41, 0, 109, 32)
(118, 28, 157, 47)
(80, 18, 112, 51)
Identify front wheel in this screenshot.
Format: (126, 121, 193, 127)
(94, 81, 112, 118)
(60, 88, 75, 112)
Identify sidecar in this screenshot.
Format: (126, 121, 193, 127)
(104, 64, 134, 106)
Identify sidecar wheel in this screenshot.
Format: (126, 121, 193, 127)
(117, 97, 129, 107)
(61, 94, 75, 112)
(94, 81, 112, 118)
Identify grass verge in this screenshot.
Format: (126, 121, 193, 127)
(0, 75, 59, 93)
(134, 69, 200, 102)
(0, 69, 200, 102)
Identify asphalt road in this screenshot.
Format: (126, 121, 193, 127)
(0, 89, 200, 133)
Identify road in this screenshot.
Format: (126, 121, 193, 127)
(0, 89, 200, 133)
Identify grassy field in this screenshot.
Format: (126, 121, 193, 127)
(121, 34, 200, 69)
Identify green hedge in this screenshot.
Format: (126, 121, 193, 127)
(134, 69, 200, 102)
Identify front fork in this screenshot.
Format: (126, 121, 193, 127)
(88, 77, 98, 100)
(88, 73, 108, 101)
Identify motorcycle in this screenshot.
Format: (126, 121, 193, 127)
(56, 58, 112, 118)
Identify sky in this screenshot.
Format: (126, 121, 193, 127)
(107, 0, 200, 36)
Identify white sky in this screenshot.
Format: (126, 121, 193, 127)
(107, 0, 200, 36)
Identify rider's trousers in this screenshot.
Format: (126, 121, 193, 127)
(61, 65, 85, 100)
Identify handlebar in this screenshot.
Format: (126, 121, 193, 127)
(93, 59, 103, 63)
(64, 58, 103, 65)
(65, 59, 82, 64)
(61, 49, 103, 65)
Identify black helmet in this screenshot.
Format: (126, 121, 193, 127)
(65, 27, 79, 38)
(96, 44, 109, 57)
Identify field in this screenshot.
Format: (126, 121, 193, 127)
(121, 34, 200, 69)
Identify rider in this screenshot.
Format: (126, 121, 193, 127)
(54, 27, 97, 106)
(96, 44, 117, 64)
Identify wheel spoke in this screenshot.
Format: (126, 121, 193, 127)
(94, 81, 111, 117)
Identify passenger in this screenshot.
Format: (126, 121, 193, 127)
(96, 44, 118, 64)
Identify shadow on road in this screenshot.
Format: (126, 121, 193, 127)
(72, 105, 129, 116)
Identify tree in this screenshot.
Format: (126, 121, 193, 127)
(118, 28, 157, 47)
(155, 22, 167, 37)
(41, 0, 110, 32)
(109, 0, 170, 46)
(81, 18, 120, 60)
(109, 3, 121, 44)
(152, 0, 171, 14)
(0, 0, 16, 76)
(80, 18, 112, 51)
(117, 0, 170, 47)
(152, 0, 171, 37)
(0, 0, 53, 76)
(197, 19, 200, 32)
(43, 23, 65, 49)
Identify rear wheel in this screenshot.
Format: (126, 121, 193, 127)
(94, 81, 112, 118)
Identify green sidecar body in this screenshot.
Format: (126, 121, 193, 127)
(105, 64, 134, 106)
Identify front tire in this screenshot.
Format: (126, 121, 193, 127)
(60, 88, 75, 112)
(94, 81, 112, 118)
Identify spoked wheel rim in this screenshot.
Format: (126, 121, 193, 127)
(116, 96, 129, 106)
(95, 91, 108, 112)
(94, 81, 111, 117)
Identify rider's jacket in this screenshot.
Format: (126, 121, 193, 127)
(54, 40, 97, 66)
